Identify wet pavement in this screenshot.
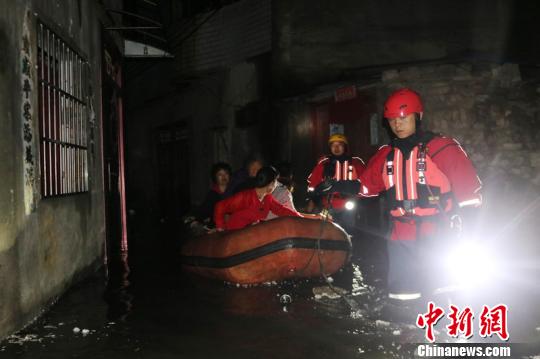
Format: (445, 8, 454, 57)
(2, 218, 540, 358)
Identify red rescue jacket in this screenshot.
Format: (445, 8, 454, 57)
(359, 136, 482, 217)
(214, 189, 302, 230)
(307, 155, 366, 210)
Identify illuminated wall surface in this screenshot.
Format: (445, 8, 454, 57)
(0, 0, 109, 339)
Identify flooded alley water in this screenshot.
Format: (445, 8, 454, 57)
(2, 222, 540, 358)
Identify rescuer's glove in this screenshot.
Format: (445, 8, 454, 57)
(329, 180, 361, 196)
(307, 179, 336, 199)
(451, 206, 481, 238)
(316, 178, 336, 194)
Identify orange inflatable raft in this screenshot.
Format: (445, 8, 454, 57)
(180, 217, 351, 284)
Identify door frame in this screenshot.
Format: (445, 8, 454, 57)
(101, 29, 128, 258)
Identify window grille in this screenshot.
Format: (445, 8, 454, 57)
(37, 22, 89, 197)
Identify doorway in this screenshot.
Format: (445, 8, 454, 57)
(155, 121, 191, 237)
(310, 91, 377, 161)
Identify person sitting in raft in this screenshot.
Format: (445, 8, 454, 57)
(214, 166, 303, 231)
(227, 155, 264, 195)
(195, 162, 232, 224)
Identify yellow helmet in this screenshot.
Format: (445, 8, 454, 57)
(328, 133, 348, 145)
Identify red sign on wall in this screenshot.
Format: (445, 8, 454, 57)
(334, 85, 357, 102)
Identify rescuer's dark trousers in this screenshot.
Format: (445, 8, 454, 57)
(387, 217, 455, 300)
(387, 239, 421, 298)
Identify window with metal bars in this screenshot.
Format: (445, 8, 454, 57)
(37, 21, 89, 197)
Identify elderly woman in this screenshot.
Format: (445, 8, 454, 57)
(214, 166, 302, 231)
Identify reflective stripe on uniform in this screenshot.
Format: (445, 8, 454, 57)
(407, 147, 417, 200)
(361, 185, 379, 197)
(352, 156, 366, 165)
(458, 198, 481, 207)
(388, 292, 422, 300)
(395, 150, 404, 201)
(432, 285, 464, 296)
(383, 145, 453, 217)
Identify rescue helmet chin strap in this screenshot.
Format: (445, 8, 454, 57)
(415, 114, 422, 132)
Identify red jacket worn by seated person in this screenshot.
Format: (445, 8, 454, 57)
(214, 188, 302, 230)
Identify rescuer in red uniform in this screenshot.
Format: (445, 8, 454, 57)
(321, 88, 482, 302)
(306, 134, 366, 232)
(214, 166, 302, 231)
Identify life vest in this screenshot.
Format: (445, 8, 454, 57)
(382, 143, 453, 217)
(323, 157, 361, 181)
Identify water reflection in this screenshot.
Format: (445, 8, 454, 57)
(2, 225, 540, 358)
(104, 252, 133, 322)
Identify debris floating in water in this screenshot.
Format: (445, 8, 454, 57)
(280, 294, 292, 304)
(7, 334, 42, 345)
(375, 320, 390, 328)
(312, 285, 348, 300)
(350, 310, 363, 319)
(392, 330, 401, 336)
(72, 327, 92, 336)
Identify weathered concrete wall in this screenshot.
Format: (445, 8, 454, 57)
(124, 62, 225, 216)
(123, 0, 273, 216)
(0, 0, 108, 339)
(124, 56, 271, 217)
(273, 0, 540, 96)
(0, 11, 23, 340)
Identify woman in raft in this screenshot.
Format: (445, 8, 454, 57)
(214, 166, 303, 231)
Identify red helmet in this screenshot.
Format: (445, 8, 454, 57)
(384, 88, 423, 119)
